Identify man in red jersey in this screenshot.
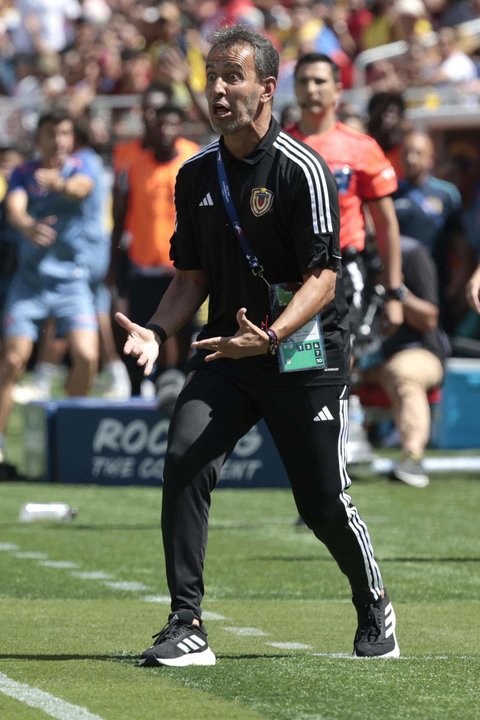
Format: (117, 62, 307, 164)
(285, 53, 403, 335)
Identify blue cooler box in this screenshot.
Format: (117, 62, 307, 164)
(432, 358, 480, 449)
(22, 398, 289, 488)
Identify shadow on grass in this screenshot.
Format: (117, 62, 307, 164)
(0, 653, 139, 662)
(0, 523, 160, 531)
(0, 652, 294, 663)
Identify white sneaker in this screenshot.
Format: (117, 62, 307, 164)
(101, 361, 132, 399)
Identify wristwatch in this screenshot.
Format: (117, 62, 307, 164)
(385, 285, 407, 302)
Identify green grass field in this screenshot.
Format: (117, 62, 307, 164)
(1, 405, 479, 719)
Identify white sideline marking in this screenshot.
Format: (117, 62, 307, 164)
(103, 581, 149, 591)
(268, 642, 313, 650)
(312, 652, 354, 659)
(13, 551, 49, 560)
(39, 561, 79, 569)
(202, 611, 229, 621)
(71, 571, 113, 580)
(223, 626, 269, 637)
(313, 653, 452, 660)
(0, 543, 19, 551)
(142, 594, 171, 603)
(0, 671, 103, 720)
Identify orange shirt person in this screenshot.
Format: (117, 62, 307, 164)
(113, 102, 199, 395)
(126, 135, 199, 268)
(288, 120, 397, 253)
(285, 53, 403, 331)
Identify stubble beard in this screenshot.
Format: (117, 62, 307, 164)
(210, 92, 260, 136)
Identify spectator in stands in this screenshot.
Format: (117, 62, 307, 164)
(110, 102, 199, 397)
(130, 1, 209, 122)
(428, 26, 478, 85)
(360, 233, 451, 488)
(366, 91, 410, 181)
(391, 0, 432, 43)
(393, 130, 471, 333)
(9, 0, 81, 55)
(0, 109, 98, 479)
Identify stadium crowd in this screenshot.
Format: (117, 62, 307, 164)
(1, 0, 480, 482)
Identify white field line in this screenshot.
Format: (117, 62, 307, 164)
(223, 626, 269, 637)
(71, 571, 113, 580)
(268, 642, 313, 650)
(39, 561, 79, 569)
(102, 581, 150, 592)
(142, 594, 172, 603)
(0, 543, 20, 551)
(312, 653, 453, 660)
(0, 672, 103, 720)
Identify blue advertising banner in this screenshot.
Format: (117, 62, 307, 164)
(23, 399, 289, 488)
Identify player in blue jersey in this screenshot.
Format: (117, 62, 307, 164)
(73, 121, 131, 399)
(28, 119, 132, 401)
(0, 109, 99, 477)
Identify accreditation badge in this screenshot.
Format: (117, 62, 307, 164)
(269, 283, 328, 373)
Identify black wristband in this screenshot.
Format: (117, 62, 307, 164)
(145, 323, 168, 345)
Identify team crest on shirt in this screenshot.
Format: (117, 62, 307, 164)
(250, 187, 274, 216)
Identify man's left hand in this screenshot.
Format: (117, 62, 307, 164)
(191, 308, 269, 361)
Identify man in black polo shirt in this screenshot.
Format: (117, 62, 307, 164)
(116, 25, 399, 666)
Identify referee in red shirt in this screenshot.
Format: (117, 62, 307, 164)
(285, 53, 404, 333)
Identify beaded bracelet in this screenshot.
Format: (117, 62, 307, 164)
(265, 328, 279, 356)
(145, 322, 168, 346)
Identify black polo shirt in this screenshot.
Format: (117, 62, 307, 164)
(171, 118, 350, 386)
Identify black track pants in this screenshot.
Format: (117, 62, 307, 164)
(161, 367, 384, 616)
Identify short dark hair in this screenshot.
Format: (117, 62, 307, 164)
(294, 53, 340, 83)
(367, 92, 405, 120)
(208, 24, 279, 81)
(154, 102, 186, 121)
(36, 109, 73, 132)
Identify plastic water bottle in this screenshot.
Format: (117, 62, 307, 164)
(19, 502, 77, 522)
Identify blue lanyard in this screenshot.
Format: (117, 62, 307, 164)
(216, 147, 269, 287)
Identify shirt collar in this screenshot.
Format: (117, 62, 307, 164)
(220, 117, 281, 165)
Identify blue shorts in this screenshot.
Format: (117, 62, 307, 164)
(3, 274, 98, 340)
(90, 279, 111, 316)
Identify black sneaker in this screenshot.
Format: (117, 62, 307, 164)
(0, 461, 26, 482)
(391, 457, 429, 488)
(353, 594, 400, 658)
(139, 609, 216, 667)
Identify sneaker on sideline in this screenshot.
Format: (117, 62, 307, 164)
(391, 456, 429, 488)
(0, 460, 26, 482)
(11, 382, 50, 404)
(102, 361, 132, 400)
(139, 609, 216, 667)
(353, 594, 400, 658)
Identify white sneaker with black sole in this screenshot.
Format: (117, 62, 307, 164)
(139, 609, 216, 667)
(353, 593, 400, 658)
